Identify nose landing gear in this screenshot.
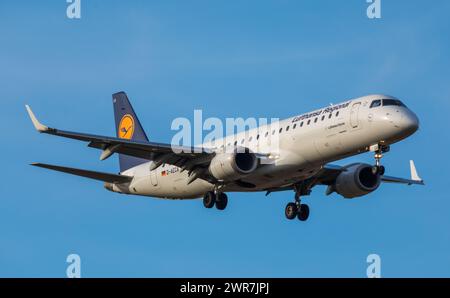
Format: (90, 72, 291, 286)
(371, 144, 389, 175)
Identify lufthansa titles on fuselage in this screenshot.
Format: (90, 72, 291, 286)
(291, 101, 350, 123)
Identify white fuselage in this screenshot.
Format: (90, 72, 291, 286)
(109, 94, 419, 199)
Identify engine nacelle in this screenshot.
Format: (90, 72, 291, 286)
(209, 150, 258, 181)
(334, 163, 381, 199)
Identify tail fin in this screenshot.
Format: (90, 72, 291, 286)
(112, 91, 150, 172)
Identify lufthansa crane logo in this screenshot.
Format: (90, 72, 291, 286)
(118, 114, 135, 139)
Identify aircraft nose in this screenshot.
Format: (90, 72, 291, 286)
(400, 110, 419, 134)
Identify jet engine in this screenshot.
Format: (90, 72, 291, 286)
(209, 150, 258, 181)
(333, 163, 381, 199)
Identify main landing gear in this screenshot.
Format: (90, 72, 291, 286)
(371, 144, 390, 175)
(285, 183, 311, 221)
(203, 191, 228, 211)
(285, 202, 309, 221)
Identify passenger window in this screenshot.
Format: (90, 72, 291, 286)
(328, 113, 332, 119)
(234, 141, 237, 146)
(256, 134, 260, 140)
(272, 130, 275, 135)
(314, 118, 318, 123)
(279, 128, 283, 133)
(307, 120, 311, 125)
(265, 131, 268, 137)
(321, 115, 325, 121)
(249, 136, 252, 142)
(286, 126, 290, 131)
(336, 111, 339, 117)
(300, 121, 304, 127)
(370, 100, 382, 108)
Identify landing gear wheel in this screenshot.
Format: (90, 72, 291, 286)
(215, 193, 228, 210)
(203, 191, 216, 208)
(285, 202, 298, 220)
(297, 204, 310, 221)
(371, 166, 378, 175)
(371, 165, 385, 175)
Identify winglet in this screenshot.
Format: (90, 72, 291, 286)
(410, 160, 422, 182)
(25, 105, 49, 132)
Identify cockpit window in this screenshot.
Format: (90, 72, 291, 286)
(370, 100, 381, 108)
(383, 99, 406, 107)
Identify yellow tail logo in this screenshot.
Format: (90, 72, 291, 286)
(118, 114, 135, 140)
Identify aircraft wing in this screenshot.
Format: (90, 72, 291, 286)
(321, 161, 424, 185)
(264, 164, 345, 195)
(31, 163, 133, 183)
(318, 161, 424, 186)
(380, 160, 424, 185)
(265, 161, 424, 195)
(26, 105, 214, 173)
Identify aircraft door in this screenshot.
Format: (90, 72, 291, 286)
(350, 102, 361, 128)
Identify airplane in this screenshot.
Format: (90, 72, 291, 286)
(25, 92, 424, 222)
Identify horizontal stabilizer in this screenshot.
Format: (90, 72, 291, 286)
(31, 163, 133, 184)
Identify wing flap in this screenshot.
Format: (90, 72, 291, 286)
(31, 163, 133, 184)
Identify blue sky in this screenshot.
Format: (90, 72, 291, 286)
(1, 0, 450, 277)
